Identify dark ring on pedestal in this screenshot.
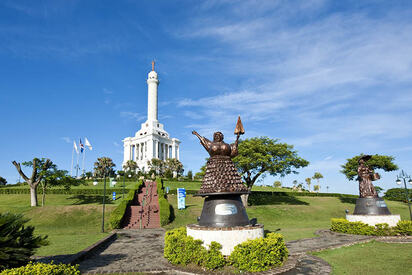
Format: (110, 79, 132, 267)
(194, 191, 250, 197)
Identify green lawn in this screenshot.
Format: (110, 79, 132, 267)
(313, 241, 412, 274)
(0, 194, 118, 256)
(165, 195, 411, 241)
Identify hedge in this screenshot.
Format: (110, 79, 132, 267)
(0, 188, 126, 195)
(164, 227, 288, 272)
(330, 218, 412, 236)
(109, 181, 143, 229)
(384, 188, 412, 202)
(229, 232, 288, 272)
(156, 178, 173, 226)
(0, 262, 80, 275)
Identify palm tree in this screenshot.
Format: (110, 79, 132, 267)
(312, 172, 323, 186)
(305, 177, 312, 192)
(123, 160, 138, 175)
(94, 157, 116, 178)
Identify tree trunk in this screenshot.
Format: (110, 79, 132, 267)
(30, 186, 38, 207)
(41, 183, 45, 207)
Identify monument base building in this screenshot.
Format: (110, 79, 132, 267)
(122, 62, 180, 172)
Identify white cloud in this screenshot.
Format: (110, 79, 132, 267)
(173, 2, 412, 151)
(60, 137, 71, 144)
(120, 111, 146, 122)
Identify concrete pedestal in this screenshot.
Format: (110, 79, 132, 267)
(186, 224, 264, 256)
(346, 214, 401, 227)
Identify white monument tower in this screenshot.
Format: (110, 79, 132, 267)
(122, 61, 180, 172)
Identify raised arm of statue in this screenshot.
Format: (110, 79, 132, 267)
(230, 134, 240, 158)
(192, 130, 212, 152)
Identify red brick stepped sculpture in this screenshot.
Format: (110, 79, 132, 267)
(123, 180, 160, 229)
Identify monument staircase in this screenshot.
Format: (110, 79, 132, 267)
(123, 180, 160, 229)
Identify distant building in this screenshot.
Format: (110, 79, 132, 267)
(122, 62, 180, 172)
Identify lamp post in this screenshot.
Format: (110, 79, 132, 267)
(396, 170, 412, 221)
(102, 170, 107, 233)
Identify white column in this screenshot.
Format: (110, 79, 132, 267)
(147, 71, 159, 121)
(155, 140, 159, 159)
(177, 145, 180, 160)
(172, 144, 176, 158)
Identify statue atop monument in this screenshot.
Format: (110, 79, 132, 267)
(357, 155, 379, 198)
(192, 116, 248, 195)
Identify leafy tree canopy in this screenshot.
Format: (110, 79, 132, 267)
(233, 137, 309, 189)
(312, 172, 323, 181)
(94, 157, 116, 177)
(340, 154, 398, 181)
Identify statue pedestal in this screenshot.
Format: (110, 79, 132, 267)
(346, 214, 401, 227)
(187, 224, 264, 256)
(347, 197, 400, 227)
(353, 197, 391, 215)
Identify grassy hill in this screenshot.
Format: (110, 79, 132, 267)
(0, 193, 119, 256)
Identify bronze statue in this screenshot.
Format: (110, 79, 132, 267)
(357, 155, 379, 198)
(192, 117, 248, 195)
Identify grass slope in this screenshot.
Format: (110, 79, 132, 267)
(0, 194, 117, 256)
(313, 241, 412, 275)
(165, 195, 411, 241)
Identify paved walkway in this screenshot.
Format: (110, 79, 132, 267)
(77, 229, 411, 274)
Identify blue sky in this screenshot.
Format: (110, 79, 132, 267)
(1, 0, 412, 195)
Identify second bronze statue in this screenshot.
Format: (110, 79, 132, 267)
(192, 130, 249, 195)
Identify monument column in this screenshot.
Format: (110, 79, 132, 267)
(147, 61, 159, 122)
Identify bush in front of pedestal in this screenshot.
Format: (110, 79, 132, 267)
(394, 220, 412, 235)
(228, 232, 288, 272)
(0, 262, 80, 275)
(331, 218, 412, 236)
(164, 227, 225, 270)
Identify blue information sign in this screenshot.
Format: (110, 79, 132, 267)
(177, 188, 186, 210)
(112, 192, 116, 200)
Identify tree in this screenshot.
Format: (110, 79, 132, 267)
(165, 158, 184, 178)
(374, 186, 384, 196)
(123, 160, 138, 175)
(273, 180, 282, 188)
(22, 159, 83, 206)
(0, 176, 6, 186)
(147, 158, 165, 176)
(12, 158, 53, 207)
(233, 137, 309, 205)
(292, 180, 298, 190)
(341, 154, 398, 181)
(0, 212, 48, 270)
(195, 158, 208, 179)
(187, 170, 193, 180)
(94, 157, 116, 178)
(305, 177, 312, 192)
(312, 172, 323, 185)
(313, 185, 320, 192)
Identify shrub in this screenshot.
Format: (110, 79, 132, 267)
(331, 218, 377, 235)
(0, 262, 80, 275)
(394, 220, 412, 236)
(384, 188, 412, 202)
(164, 228, 288, 272)
(331, 218, 411, 236)
(164, 227, 225, 270)
(156, 178, 173, 226)
(0, 188, 127, 195)
(109, 181, 143, 229)
(229, 233, 288, 272)
(0, 213, 49, 271)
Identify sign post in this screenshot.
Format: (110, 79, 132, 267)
(177, 188, 186, 210)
